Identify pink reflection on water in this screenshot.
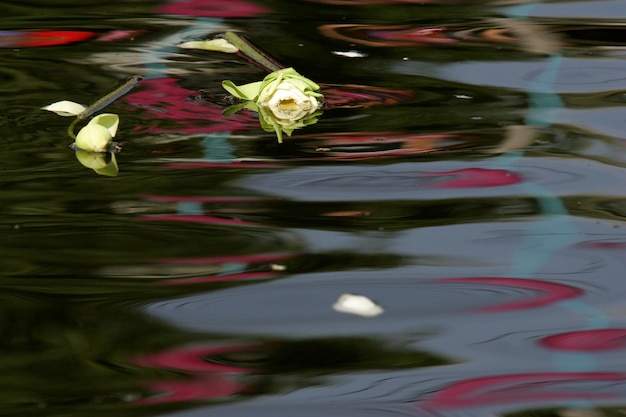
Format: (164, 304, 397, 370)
(320, 24, 458, 47)
(436, 278, 583, 312)
(153, 253, 291, 285)
(296, 132, 466, 159)
(134, 343, 262, 404)
(540, 329, 626, 352)
(156, 0, 269, 18)
(135, 344, 258, 373)
(420, 372, 625, 412)
(322, 84, 415, 109)
(124, 78, 257, 135)
(425, 168, 522, 188)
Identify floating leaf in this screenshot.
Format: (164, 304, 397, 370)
(221, 80, 263, 101)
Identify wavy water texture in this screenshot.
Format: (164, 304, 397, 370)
(3, 0, 626, 417)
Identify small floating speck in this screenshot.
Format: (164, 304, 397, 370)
(332, 50, 368, 58)
(333, 293, 384, 317)
(270, 263, 286, 271)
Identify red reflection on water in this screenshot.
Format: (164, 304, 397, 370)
(124, 78, 257, 135)
(322, 84, 415, 109)
(156, 0, 268, 18)
(425, 168, 522, 188)
(159, 271, 278, 285)
(134, 343, 261, 404)
(320, 24, 458, 47)
(0, 30, 96, 48)
(420, 372, 625, 411)
(139, 376, 245, 404)
(135, 344, 258, 373)
(540, 329, 626, 351)
(296, 132, 466, 159)
(578, 240, 626, 250)
(153, 253, 290, 285)
(436, 278, 583, 312)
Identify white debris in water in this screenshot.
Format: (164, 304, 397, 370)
(333, 293, 384, 317)
(332, 50, 368, 58)
(270, 263, 286, 271)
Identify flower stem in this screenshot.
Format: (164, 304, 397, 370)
(77, 75, 143, 120)
(67, 118, 79, 139)
(223, 31, 283, 73)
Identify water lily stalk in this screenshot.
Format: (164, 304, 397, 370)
(63, 75, 142, 139)
(77, 75, 142, 120)
(67, 118, 80, 139)
(223, 31, 283, 73)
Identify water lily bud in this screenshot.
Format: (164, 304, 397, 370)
(75, 123, 112, 152)
(74, 113, 119, 152)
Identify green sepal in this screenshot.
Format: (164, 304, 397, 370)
(221, 80, 263, 101)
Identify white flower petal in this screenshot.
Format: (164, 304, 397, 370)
(333, 294, 384, 317)
(90, 113, 119, 138)
(41, 100, 86, 116)
(179, 39, 238, 53)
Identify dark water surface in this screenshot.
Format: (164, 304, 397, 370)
(4, 1, 626, 416)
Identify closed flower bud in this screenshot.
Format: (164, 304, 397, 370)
(74, 113, 119, 152)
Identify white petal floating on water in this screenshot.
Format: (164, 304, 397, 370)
(333, 293, 384, 317)
(178, 39, 238, 53)
(331, 50, 368, 58)
(41, 100, 86, 116)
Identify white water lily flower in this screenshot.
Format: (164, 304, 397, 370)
(74, 113, 119, 152)
(178, 39, 238, 53)
(333, 294, 384, 317)
(222, 67, 323, 143)
(41, 100, 86, 117)
(262, 81, 318, 123)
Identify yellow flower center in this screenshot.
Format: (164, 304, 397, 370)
(278, 98, 298, 110)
